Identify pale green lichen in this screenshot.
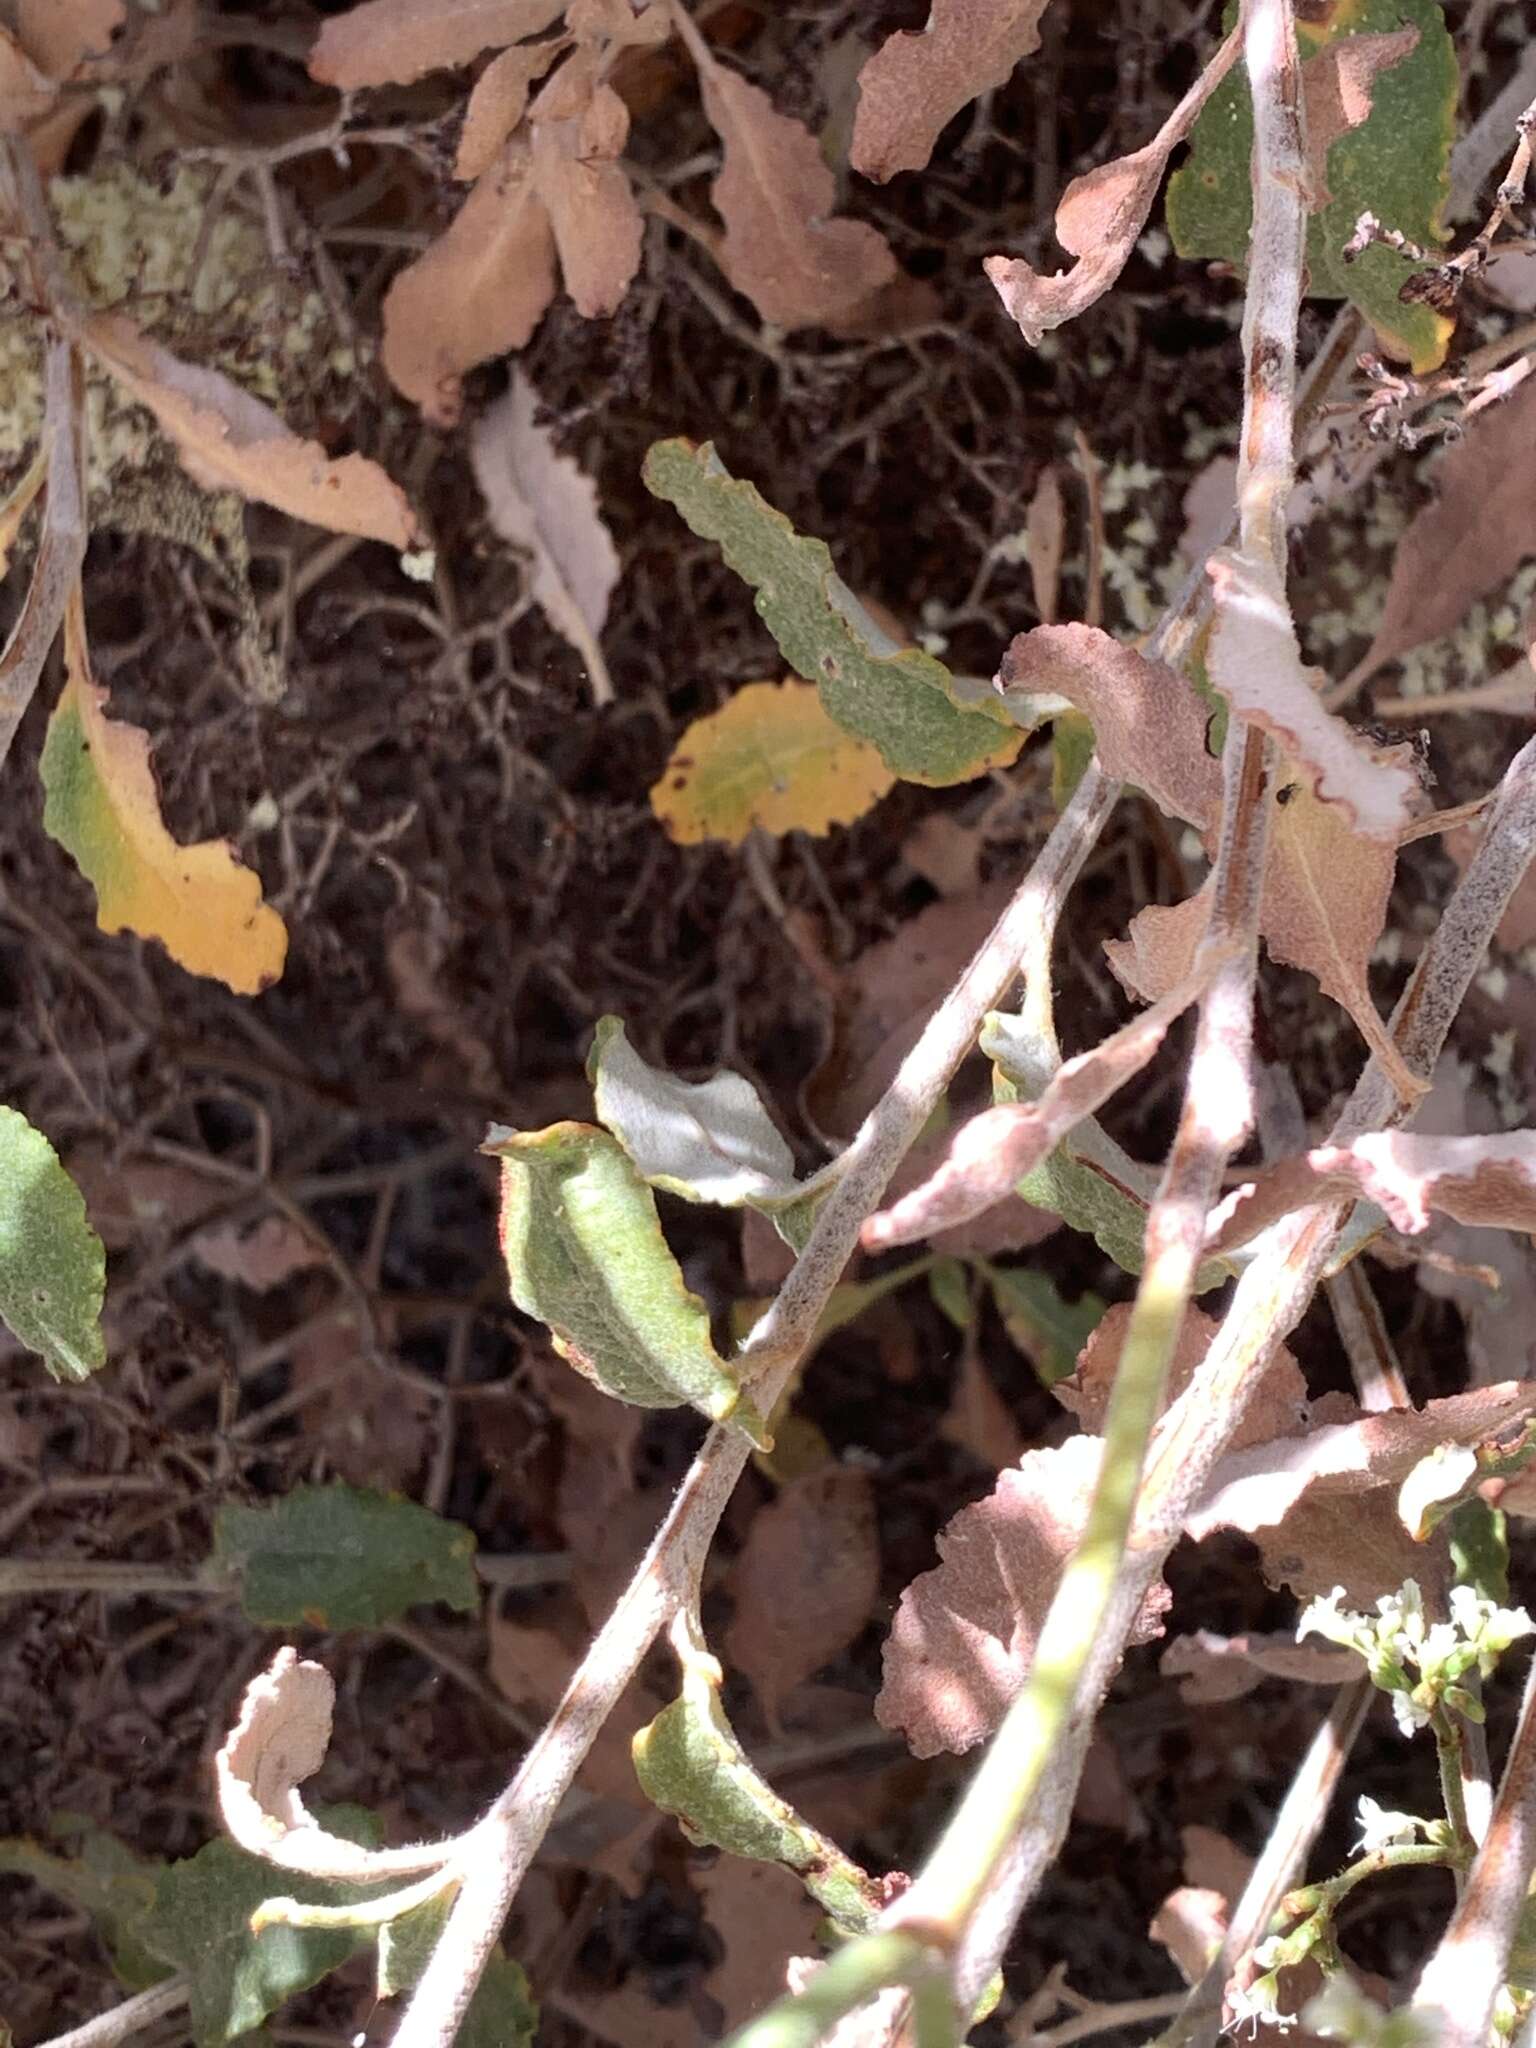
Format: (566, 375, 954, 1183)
(0, 160, 354, 490)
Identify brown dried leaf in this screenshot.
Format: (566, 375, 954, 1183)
(876, 1437, 1171, 1757)
(725, 1468, 880, 1736)
(455, 40, 564, 180)
(851, 0, 1054, 183)
(680, 16, 898, 329)
(1301, 26, 1419, 209)
(1109, 762, 1412, 1090)
(1025, 465, 1064, 625)
(1212, 1130, 1536, 1258)
(309, 0, 566, 90)
(1355, 346, 1536, 686)
(469, 371, 619, 703)
(1186, 1383, 1536, 1602)
(1151, 1887, 1229, 1985)
(1261, 768, 1413, 1088)
(985, 22, 1241, 345)
(566, 0, 669, 46)
(998, 624, 1221, 829)
(1207, 553, 1419, 842)
(15, 0, 122, 78)
(1160, 1629, 1363, 1705)
(191, 1215, 326, 1293)
(1056, 1302, 1307, 1454)
(698, 1860, 822, 2036)
(215, 1647, 363, 1874)
(381, 138, 557, 425)
(529, 72, 643, 318)
(78, 312, 416, 546)
(285, 1309, 431, 1494)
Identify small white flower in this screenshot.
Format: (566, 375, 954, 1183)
(1353, 1798, 1425, 1854)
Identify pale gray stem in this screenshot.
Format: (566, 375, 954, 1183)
(388, 766, 1120, 2048)
(1413, 1644, 1536, 2044)
(30, 1978, 189, 2048)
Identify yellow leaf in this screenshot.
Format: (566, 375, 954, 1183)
(652, 679, 896, 846)
(40, 593, 287, 994)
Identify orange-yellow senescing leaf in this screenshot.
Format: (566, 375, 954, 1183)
(40, 595, 287, 995)
(651, 679, 897, 845)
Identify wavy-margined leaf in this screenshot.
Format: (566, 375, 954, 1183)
(632, 1627, 884, 1934)
(642, 439, 1022, 786)
(1166, 0, 1456, 372)
(140, 1810, 380, 2046)
(486, 1119, 769, 1442)
(212, 1483, 479, 1629)
(0, 1104, 105, 1382)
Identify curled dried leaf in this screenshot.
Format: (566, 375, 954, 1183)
(984, 21, 1241, 345)
(216, 1648, 339, 1870)
(1206, 552, 1420, 841)
(998, 623, 1220, 827)
(851, 0, 1055, 183)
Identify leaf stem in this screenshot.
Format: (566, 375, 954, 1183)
(28, 1978, 189, 2048)
(724, 1931, 933, 2048)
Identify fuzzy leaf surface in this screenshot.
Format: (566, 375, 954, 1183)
(213, 1484, 479, 1629)
(487, 1119, 767, 1439)
(642, 439, 1020, 785)
(1166, 0, 1456, 370)
(0, 1104, 105, 1382)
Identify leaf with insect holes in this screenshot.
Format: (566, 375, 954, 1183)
(40, 596, 287, 995)
(0, 1104, 105, 1383)
(643, 440, 1021, 785)
(486, 1119, 769, 1441)
(139, 1812, 382, 2047)
(1166, 0, 1457, 372)
(650, 678, 896, 844)
(632, 1647, 882, 1934)
(212, 1484, 478, 1629)
(77, 313, 417, 547)
(308, 0, 566, 89)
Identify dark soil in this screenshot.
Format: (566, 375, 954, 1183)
(3, 3, 1534, 2045)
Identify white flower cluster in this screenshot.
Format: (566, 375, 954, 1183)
(1299, 1579, 1534, 1737)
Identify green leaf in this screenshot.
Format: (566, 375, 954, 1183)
(1449, 1497, 1509, 1607)
(212, 1483, 479, 1629)
(985, 1266, 1106, 1385)
(1165, 0, 1457, 373)
(139, 1813, 381, 2046)
(485, 1120, 768, 1443)
(378, 1898, 538, 2048)
(633, 1645, 882, 1935)
(0, 1104, 106, 1383)
(641, 439, 1021, 786)
(1049, 711, 1095, 812)
(0, 1830, 169, 1992)
(928, 1255, 973, 1331)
